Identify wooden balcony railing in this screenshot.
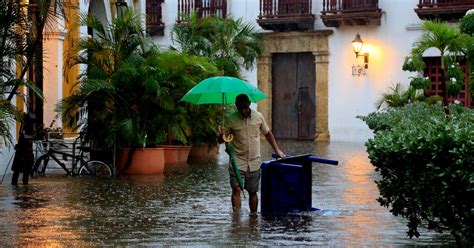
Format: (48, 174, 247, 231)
(177, 0, 227, 23)
(257, 0, 316, 31)
(415, 0, 474, 21)
(320, 0, 382, 27)
(418, 0, 474, 7)
(321, 0, 380, 13)
(259, 0, 312, 17)
(146, 0, 164, 36)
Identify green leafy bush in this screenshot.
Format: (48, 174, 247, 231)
(460, 14, 474, 101)
(460, 12, 474, 35)
(359, 103, 474, 246)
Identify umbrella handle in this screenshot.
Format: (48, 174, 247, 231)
(219, 126, 233, 142)
(220, 94, 233, 142)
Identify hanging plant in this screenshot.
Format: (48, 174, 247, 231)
(445, 61, 464, 96)
(447, 77, 463, 96)
(410, 76, 431, 90)
(402, 56, 426, 72)
(470, 73, 474, 100)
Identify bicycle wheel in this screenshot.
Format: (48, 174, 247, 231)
(31, 154, 49, 177)
(79, 160, 112, 177)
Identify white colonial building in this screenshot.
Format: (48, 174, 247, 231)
(1, 0, 473, 175)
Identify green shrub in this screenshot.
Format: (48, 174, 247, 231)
(460, 14, 474, 102)
(460, 12, 474, 36)
(359, 103, 474, 246)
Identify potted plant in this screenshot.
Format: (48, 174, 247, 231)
(114, 50, 218, 171)
(62, 9, 219, 174)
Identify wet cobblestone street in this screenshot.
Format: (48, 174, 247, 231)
(0, 141, 455, 246)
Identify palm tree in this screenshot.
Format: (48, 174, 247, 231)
(62, 8, 147, 146)
(62, 9, 162, 174)
(410, 20, 469, 115)
(1, 0, 70, 145)
(171, 14, 263, 77)
(65, 9, 147, 78)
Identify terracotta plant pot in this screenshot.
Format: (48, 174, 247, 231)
(187, 144, 219, 164)
(116, 148, 165, 175)
(156, 145, 192, 165)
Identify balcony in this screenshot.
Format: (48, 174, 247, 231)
(320, 0, 382, 27)
(146, 0, 164, 36)
(415, 0, 474, 21)
(257, 0, 315, 31)
(177, 0, 227, 23)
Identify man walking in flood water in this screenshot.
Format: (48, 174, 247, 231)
(223, 94, 285, 214)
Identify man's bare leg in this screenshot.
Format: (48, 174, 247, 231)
(231, 187, 241, 211)
(249, 192, 258, 213)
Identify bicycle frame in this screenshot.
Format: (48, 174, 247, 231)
(32, 133, 114, 177)
(34, 140, 88, 176)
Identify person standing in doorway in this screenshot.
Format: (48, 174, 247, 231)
(223, 94, 285, 214)
(11, 112, 35, 185)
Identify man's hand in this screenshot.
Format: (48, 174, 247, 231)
(219, 126, 233, 143)
(275, 149, 286, 159)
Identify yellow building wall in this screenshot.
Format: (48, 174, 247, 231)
(62, 0, 80, 137)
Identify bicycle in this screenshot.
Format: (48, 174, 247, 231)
(31, 136, 112, 177)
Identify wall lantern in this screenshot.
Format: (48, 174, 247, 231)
(116, 0, 128, 16)
(351, 33, 369, 75)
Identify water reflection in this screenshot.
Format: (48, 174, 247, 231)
(5, 182, 89, 246)
(229, 212, 261, 241)
(0, 142, 455, 246)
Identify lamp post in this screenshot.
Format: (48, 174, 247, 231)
(351, 33, 369, 69)
(352, 33, 363, 58)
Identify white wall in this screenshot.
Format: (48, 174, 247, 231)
(151, 0, 177, 47)
(326, 0, 423, 142)
(150, 0, 427, 143)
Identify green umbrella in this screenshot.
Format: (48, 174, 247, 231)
(180, 76, 267, 105)
(180, 76, 267, 128)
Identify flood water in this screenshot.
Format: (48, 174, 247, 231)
(0, 141, 455, 246)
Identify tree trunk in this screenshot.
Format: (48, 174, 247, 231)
(440, 56, 450, 115)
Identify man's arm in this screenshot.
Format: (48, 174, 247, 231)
(264, 131, 285, 158)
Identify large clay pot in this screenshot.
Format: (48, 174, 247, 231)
(116, 148, 165, 175)
(156, 145, 192, 165)
(187, 144, 219, 164)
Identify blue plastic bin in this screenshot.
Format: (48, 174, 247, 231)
(261, 154, 338, 213)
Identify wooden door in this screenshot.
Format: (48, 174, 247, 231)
(272, 53, 315, 140)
